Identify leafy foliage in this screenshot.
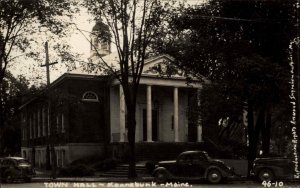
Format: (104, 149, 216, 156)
(0, 0, 79, 155)
(153, 0, 298, 174)
(0, 71, 31, 155)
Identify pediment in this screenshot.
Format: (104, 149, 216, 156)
(142, 55, 184, 77)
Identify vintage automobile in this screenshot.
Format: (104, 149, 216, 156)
(252, 157, 294, 181)
(152, 151, 235, 184)
(0, 157, 35, 183)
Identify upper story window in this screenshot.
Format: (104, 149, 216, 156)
(82, 91, 99, 102)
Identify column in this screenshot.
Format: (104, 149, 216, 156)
(119, 85, 126, 142)
(147, 85, 152, 142)
(197, 88, 203, 142)
(174, 87, 179, 142)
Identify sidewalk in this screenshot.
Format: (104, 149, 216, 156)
(33, 167, 154, 182)
(33, 176, 154, 183)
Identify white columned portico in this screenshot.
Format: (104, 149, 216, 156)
(119, 84, 126, 142)
(197, 88, 202, 142)
(147, 85, 152, 142)
(174, 87, 179, 142)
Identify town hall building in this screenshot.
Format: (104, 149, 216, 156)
(19, 22, 207, 168)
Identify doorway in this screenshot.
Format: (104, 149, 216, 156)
(142, 109, 159, 141)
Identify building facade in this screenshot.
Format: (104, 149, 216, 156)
(20, 55, 205, 168)
(19, 21, 206, 168)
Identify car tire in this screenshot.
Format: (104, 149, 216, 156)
(24, 177, 31, 183)
(154, 170, 167, 184)
(207, 169, 222, 184)
(258, 169, 274, 182)
(4, 173, 15, 183)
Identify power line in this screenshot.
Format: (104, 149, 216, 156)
(187, 15, 282, 23)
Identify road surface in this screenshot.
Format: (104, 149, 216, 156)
(1, 181, 300, 188)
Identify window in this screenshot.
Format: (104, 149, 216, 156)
(61, 150, 65, 167)
(82, 91, 99, 102)
(23, 151, 27, 159)
(22, 126, 25, 140)
(56, 114, 60, 131)
(37, 110, 40, 137)
(29, 116, 32, 139)
(33, 113, 36, 138)
(171, 115, 174, 130)
(61, 113, 65, 133)
(42, 107, 46, 136)
(101, 41, 109, 50)
(47, 107, 50, 136)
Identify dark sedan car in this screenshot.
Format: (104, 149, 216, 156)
(152, 151, 235, 184)
(252, 157, 294, 181)
(0, 157, 35, 183)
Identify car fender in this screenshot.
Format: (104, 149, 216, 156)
(152, 167, 172, 178)
(204, 166, 227, 178)
(254, 166, 279, 177)
(4, 168, 20, 178)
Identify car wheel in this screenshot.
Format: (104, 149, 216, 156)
(24, 177, 31, 183)
(154, 170, 167, 184)
(207, 169, 222, 184)
(258, 169, 274, 182)
(5, 174, 15, 183)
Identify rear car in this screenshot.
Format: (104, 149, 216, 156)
(252, 157, 294, 181)
(0, 157, 35, 183)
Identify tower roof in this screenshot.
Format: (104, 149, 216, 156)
(92, 20, 109, 32)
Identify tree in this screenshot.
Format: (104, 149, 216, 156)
(0, 71, 30, 156)
(82, 0, 171, 178)
(153, 0, 298, 175)
(0, 0, 78, 143)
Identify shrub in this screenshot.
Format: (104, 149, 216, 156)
(93, 158, 117, 172)
(59, 164, 95, 177)
(145, 161, 156, 174)
(70, 155, 105, 166)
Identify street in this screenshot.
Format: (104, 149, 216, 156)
(1, 181, 300, 188)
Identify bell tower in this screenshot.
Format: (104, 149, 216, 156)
(90, 20, 111, 59)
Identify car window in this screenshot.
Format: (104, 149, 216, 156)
(17, 159, 30, 165)
(1, 159, 8, 165)
(7, 160, 15, 166)
(178, 154, 193, 163)
(197, 153, 207, 161)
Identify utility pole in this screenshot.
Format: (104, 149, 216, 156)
(41, 41, 57, 178)
(41, 41, 58, 85)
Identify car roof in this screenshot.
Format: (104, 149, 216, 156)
(180, 151, 207, 155)
(0, 157, 25, 160)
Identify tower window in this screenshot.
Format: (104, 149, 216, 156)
(82, 91, 99, 102)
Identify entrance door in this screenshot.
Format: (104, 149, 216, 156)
(142, 109, 159, 141)
(188, 123, 197, 142)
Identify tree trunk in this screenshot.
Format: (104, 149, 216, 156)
(262, 111, 271, 155)
(247, 101, 255, 177)
(46, 145, 51, 170)
(50, 144, 57, 179)
(127, 104, 136, 179)
(0, 85, 4, 155)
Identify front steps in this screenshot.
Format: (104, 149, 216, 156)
(100, 164, 151, 178)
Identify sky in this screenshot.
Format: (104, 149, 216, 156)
(9, 0, 207, 86)
(9, 8, 94, 86)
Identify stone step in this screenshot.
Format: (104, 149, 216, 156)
(103, 169, 146, 174)
(100, 165, 150, 178)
